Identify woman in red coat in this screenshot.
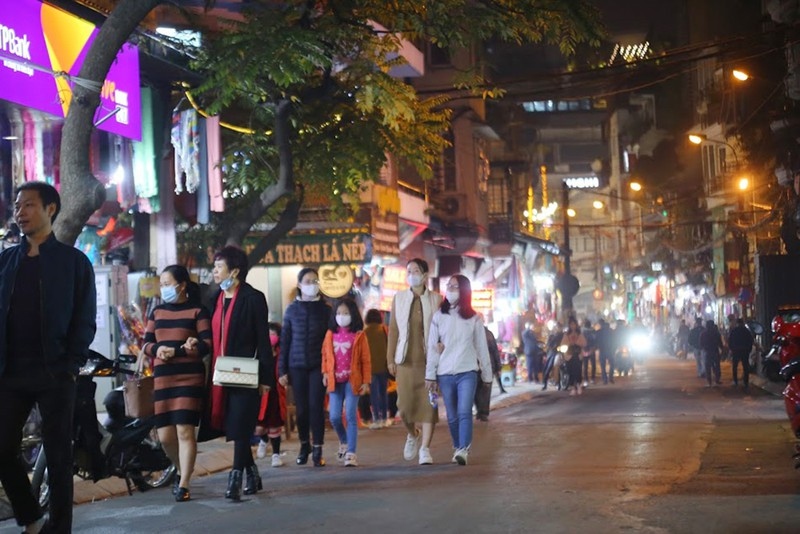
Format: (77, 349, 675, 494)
(255, 322, 287, 467)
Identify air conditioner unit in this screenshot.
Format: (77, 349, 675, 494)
(431, 192, 467, 220)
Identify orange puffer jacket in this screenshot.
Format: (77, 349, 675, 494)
(321, 330, 372, 395)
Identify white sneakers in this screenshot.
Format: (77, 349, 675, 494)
(418, 447, 433, 465)
(337, 443, 348, 461)
(256, 441, 268, 459)
(271, 453, 284, 467)
(453, 448, 469, 465)
(344, 452, 358, 467)
(403, 432, 420, 461)
(368, 420, 384, 430)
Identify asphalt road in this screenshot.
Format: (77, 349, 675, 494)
(2, 354, 800, 533)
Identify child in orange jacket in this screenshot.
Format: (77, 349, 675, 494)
(321, 297, 371, 467)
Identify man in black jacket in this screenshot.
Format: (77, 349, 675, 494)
(0, 182, 96, 534)
(728, 318, 754, 390)
(688, 318, 705, 378)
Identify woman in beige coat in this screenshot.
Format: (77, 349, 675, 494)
(387, 258, 442, 465)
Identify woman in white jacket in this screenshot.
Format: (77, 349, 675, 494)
(387, 259, 442, 465)
(426, 274, 493, 466)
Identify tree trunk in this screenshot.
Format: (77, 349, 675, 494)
(55, 0, 165, 245)
(225, 99, 298, 257)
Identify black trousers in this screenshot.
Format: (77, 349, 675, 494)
(474, 382, 491, 419)
(289, 367, 326, 446)
(731, 349, 751, 386)
(599, 351, 615, 382)
(582, 351, 597, 381)
(0, 373, 76, 533)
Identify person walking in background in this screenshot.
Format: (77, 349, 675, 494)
(387, 259, 442, 465)
(208, 246, 273, 500)
(278, 268, 331, 467)
(581, 318, 597, 386)
(255, 322, 287, 467)
(364, 308, 391, 429)
(143, 265, 211, 502)
(426, 275, 493, 465)
(522, 322, 542, 383)
(564, 317, 587, 396)
(700, 319, 723, 387)
(676, 319, 690, 358)
(475, 321, 504, 421)
(322, 298, 371, 466)
(688, 318, 705, 378)
(728, 318, 754, 391)
(595, 318, 615, 384)
(0, 182, 96, 534)
(541, 323, 565, 391)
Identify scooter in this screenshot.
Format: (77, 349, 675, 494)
(616, 345, 634, 376)
(764, 312, 800, 469)
(31, 351, 175, 508)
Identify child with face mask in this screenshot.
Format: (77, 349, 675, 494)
(321, 298, 371, 466)
(255, 322, 288, 467)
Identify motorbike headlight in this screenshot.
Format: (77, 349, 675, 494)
(557, 344, 569, 353)
(630, 333, 651, 351)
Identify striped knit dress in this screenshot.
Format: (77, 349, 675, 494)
(143, 302, 212, 428)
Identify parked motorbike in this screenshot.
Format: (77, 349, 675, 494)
(31, 350, 175, 509)
(616, 345, 634, 376)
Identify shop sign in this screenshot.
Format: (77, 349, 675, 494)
(472, 288, 494, 314)
(246, 231, 372, 266)
(318, 264, 354, 298)
(379, 264, 407, 311)
(0, 0, 141, 140)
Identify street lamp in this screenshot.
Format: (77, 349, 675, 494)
(629, 181, 643, 192)
(732, 69, 750, 82)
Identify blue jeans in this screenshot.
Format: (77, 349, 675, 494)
(329, 381, 359, 453)
(438, 371, 478, 450)
(370, 371, 390, 421)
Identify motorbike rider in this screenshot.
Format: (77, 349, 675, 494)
(728, 318, 754, 390)
(0, 182, 96, 534)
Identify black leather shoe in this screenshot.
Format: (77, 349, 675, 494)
(243, 465, 262, 495)
(175, 487, 191, 502)
(296, 442, 311, 465)
(172, 474, 181, 496)
(312, 445, 325, 467)
(225, 469, 242, 501)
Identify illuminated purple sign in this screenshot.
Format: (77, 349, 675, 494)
(0, 0, 141, 140)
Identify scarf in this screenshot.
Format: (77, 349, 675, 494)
(209, 287, 240, 431)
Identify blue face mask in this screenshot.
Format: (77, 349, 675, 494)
(220, 276, 235, 291)
(160, 285, 178, 304)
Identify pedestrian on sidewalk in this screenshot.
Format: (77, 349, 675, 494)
(541, 323, 565, 390)
(143, 265, 211, 502)
(208, 246, 274, 500)
(364, 309, 391, 429)
(700, 319, 723, 386)
(523, 322, 542, 383)
(475, 318, 504, 421)
(387, 258, 441, 465)
(0, 182, 96, 534)
(426, 275, 493, 466)
(564, 317, 587, 395)
(688, 318, 705, 378)
(255, 322, 287, 467)
(595, 319, 615, 384)
(278, 267, 331, 467)
(322, 298, 371, 467)
(728, 318, 754, 390)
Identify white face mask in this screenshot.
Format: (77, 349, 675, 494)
(300, 283, 319, 298)
(407, 273, 423, 288)
(446, 290, 460, 305)
(336, 314, 352, 328)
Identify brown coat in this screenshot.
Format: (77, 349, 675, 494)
(322, 330, 372, 395)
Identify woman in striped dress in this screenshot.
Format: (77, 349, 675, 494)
(143, 264, 211, 502)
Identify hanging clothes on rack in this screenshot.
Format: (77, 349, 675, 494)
(171, 108, 200, 194)
(205, 115, 224, 212)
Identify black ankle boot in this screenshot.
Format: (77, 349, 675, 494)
(312, 445, 325, 467)
(243, 465, 262, 495)
(296, 442, 311, 465)
(225, 469, 243, 501)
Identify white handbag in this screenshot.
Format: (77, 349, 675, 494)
(212, 355, 259, 388)
(212, 302, 259, 388)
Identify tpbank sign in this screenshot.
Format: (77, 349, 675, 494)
(245, 231, 373, 266)
(0, 0, 141, 140)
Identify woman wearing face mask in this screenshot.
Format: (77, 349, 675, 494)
(142, 265, 211, 502)
(208, 246, 273, 500)
(321, 298, 371, 466)
(387, 258, 442, 465)
(278, 267, 331, 466)
(426, 274, 493, 466)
